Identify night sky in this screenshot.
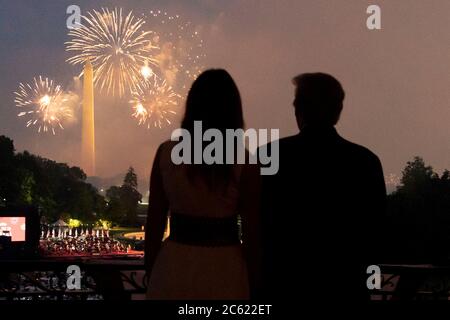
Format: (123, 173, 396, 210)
(1, 0, 449, 189)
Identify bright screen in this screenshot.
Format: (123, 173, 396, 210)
(0, 217, 26, 241)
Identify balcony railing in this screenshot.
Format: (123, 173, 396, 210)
(0, 257, 146, 300)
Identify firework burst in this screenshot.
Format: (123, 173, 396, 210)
(142, 10, 206, 94)
(66, 8, 159, 97)
(130, 79, 179, 129)
(14, 76, 75, 135)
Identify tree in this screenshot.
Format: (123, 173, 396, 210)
(0, 135, 106, 222)
(105, 186, 125, 223)
(104, 167, 142, 226)
(16, 168, 35, 204)
(121, 167, 142, 225)
(123, 166, 138, 189)
(388, 156, 450, 263)
(0, 135, 15, 161)
(399, 156, 437, 194)
(0, 136, 16, 205)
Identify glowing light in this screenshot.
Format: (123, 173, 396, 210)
(96, 219, 112, 230)
(143, 10, 206, 94)
(134, 103, 148, 118)
(68, 219, 82, 228)
(66, 7, 159, 97)
(14, 76, 76, 135)
(130, 79, 179, 129)
(385, 173, 401, 186)
(40, 95, 51, 107)
(140, 65, 154, 80)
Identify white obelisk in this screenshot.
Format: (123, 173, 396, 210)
(81, 60, 95, 176)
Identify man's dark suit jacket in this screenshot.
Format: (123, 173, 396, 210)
(259, 125, 386, 300)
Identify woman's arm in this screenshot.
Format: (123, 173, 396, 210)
(144, 144, 169, 275)
(239, 163, 263, 299)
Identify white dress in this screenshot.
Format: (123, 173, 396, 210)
(146, 141, 250, 300)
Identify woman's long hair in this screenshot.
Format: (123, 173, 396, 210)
(180, 69, 244, 188)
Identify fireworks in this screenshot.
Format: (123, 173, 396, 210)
(14, 76, 76, 135)
(140, 64, 154, 80)
(142, 10, 206, 94)
(65, 8, 158, 97)
(13, 7, 207, 137)
(130, 79, 179, 129)
(385, 173, 401, 186)
(129, 10, 205, 129)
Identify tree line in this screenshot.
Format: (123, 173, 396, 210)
(387, 157, 450, 263)
(0, 135, 142, 226)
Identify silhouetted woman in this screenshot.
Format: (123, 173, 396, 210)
(145, 69, 261, 299)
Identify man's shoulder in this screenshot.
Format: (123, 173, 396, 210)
(278, 134, 301, 145)
(258, 134, 300, 150)
(257, 133, 382, 165)
(338, 136, 381, 165)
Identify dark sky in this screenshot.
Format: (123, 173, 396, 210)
(1, 0, 449, 189)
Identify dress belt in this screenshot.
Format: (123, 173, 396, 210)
(168, 212, 241, 247)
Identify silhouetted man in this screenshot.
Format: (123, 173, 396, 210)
(260, 73, 386, 301)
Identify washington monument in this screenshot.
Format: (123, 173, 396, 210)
(81, 60, 95, 176)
